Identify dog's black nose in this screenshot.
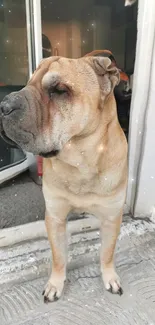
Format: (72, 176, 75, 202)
(0, 93, 22, 116)
(0, 101, 15, 116)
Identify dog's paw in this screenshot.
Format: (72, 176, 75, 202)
(102, 269, 123, 296)
(42, 277, 65, 303)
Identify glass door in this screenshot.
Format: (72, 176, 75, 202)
(0, 0, 29, 173)
(41, 0, 137, 139)
(39, 0, 138, 214)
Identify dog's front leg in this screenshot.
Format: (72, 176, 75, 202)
(43, 203, 70, 302)
(100, 211, 123, 295)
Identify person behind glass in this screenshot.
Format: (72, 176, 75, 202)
(42, 34, 52, 58)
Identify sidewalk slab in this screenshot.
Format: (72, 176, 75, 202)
(0, 219, 155, 324)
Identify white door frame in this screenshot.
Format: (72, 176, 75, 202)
(126, 0, 155, 217)
(25, 0, 43, 74)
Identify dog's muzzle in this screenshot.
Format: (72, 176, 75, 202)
(0, 92, 24, 147)
(0, 91, 60, 157)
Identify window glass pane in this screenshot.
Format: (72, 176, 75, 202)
(41, 0, 137, 138)
(41, 0, 137, 71)
(0, 0, 28, 171)
(0, 0, 29, 86)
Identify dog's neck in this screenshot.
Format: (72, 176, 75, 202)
(55, 94, 118, 171)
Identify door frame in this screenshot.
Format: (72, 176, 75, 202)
(126, 0, 155, 216)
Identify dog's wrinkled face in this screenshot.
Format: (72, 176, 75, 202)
(0, 56, 119, 157)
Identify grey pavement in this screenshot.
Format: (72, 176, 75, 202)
(0, 171, 44, 228)
(1, 222, 155, 325)
(0, 171, 84, 229)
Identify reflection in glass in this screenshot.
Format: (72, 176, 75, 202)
(0, 0, 28, 86)
(0, 0, 28, 170)
(41, 0, 137, 138)
(41, 0, 137, 72)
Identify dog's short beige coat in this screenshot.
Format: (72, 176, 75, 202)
(0, 56, 127, 301)
(40, 56, 128, 301)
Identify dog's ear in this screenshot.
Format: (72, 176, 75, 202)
(92, 57, 120, 95)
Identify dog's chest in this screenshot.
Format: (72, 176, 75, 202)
(51, 157, 117, 196)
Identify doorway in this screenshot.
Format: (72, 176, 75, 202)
(41, 0, 138, 139)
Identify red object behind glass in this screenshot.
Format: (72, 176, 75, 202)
(37, 156, 43, 177)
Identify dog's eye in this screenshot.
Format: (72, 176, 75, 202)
(49, 84, 68, 97)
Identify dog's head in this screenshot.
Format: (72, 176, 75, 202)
(0, 56, 119, 157)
